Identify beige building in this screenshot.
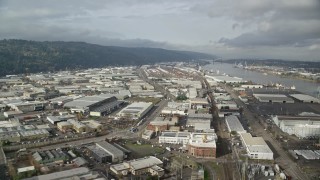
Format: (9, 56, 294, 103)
(110, 156, 164, 177)
(57, 121, 73, 133)
(67, 119, 87, 133)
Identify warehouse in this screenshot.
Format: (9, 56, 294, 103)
(225, 115, 246, 134)
(89, 100, 124, 117)
(216, 101, 238, 110)
(87, 145, 112, 163)
(187, 113, 212, 131)
(253, 94, 294, 103)
(57, 121, 73, 133)
(272, 115, 320, 138)
(117, 102, 153, 120)
(96, 141, 125, 163)
(290, 94, 320, 103)
(159, 131, 190, 145)
(6, 101, 46, 112)
(23, 167, 94, 180)
(48, 96, 74, 106)
(47, 114, 76, 124)
(67, 119, 87, 133)
(64, 95, 119, 113)
(0, 131, 21, 142)
(110, 156, 164, 177)
(239, 133, 273, 160)
(19, 129, 50, 140)
(189, 98, 209, 109)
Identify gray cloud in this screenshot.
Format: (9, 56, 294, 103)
(0, 0, 319, 61)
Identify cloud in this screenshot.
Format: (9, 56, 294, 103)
(0, 0, 319, 61)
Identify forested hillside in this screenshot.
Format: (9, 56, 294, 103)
(0, 39, 215, 76)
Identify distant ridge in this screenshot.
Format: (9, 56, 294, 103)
(0, 39, 215, 76)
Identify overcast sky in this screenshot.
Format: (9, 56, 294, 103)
(1, 0, 320, 61)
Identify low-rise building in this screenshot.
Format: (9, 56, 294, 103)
(96, 141, 125, 163)
(22, 167, 97, 180)
(117, 102, 153, 120)
(289, 94, 320, 103)
(272, 115, 320, 138)
(159, 131, 191, 145)
(141, 130, 154, 140)
(0, 131, 21, 142)
(57, 121, 73, 133)
(19, 129, 50, 140)
(67, 119, 87, 133)
(253, 94, 294, 103)
(187, 133, 217, 158)
(110, 156, 164, 177)
(225, 115, 246, 134)
(239, 133, 273, 160)
(87, 145, 112, 163)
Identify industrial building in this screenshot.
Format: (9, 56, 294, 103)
(89, 100, 124, 117)
(19, 129, 50, 140)
(22, 167, 98, 180)
(96, 141, 125, 163)
(159, 131, 217, 148)
(189, 98, 209, 109)
(187, 113, 212, 131)
(64, 94, 120, 114)
(205, 75, 246, 83)
(32, 149, 68, 164)
(187, 133, 217, 158)
(67, 119, 87, 133)
(57, 121, 73, 133)
(159, 131, 191, 144)
(110, 156, 164, 177)
(272, 115, 320, 138)
(141, 130, 155, 140)
(239, 133, 273, 160)
(147, 116, 178, 132)
(253, 94, 294, 103)
(87, 145, 112, 163)
(0, 131, 21, 142)
(117, 102, 153, 120)
(216, 101, 238, 110)
(48, 96, 74, 106)
(46, 114, 76, 124)
(289, 94, 320, 103)
(241, 84, 263, 89)
(225, 115, 247, 134)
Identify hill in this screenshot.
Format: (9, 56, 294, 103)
(0, 39, 215, 76)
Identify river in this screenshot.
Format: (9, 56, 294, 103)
(203, 62, 320, 97)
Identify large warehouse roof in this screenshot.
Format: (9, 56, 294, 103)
(253, 94, 294, 103)
(96, 141, 124, 158)
(118, 102, 152, 115)
(225, 115, 246, 133)
(64, 94, 115, 108)
(290, 94, 320, 103)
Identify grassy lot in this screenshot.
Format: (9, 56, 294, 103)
(124, 142, 165, 157)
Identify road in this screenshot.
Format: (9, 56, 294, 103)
(223, 84, 309, 180)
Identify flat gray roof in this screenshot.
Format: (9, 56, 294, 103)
(96, 141, 124, 158)
(22, 167, 90, 180)
(290, 94, 320, 103)
(225, 115, 246, 133)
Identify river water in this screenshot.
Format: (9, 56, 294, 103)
(203, 62, 320, 97)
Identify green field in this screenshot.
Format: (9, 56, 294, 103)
(124, 142, 165, 157)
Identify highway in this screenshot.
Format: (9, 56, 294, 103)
(223, 84, 309, 180)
